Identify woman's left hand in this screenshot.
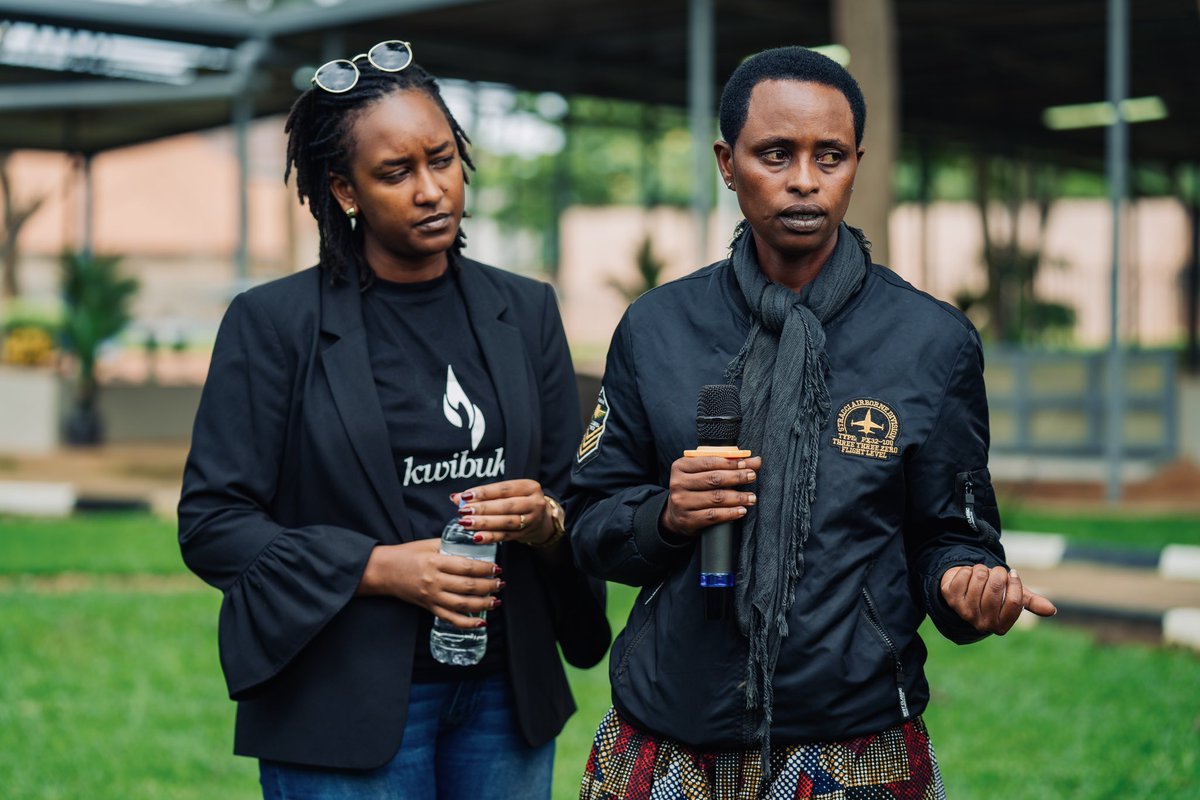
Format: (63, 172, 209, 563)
(940, 565, 1057, 635)
(450, 479, 557, 546)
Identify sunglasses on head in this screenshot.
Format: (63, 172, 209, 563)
(311, 40, 414, 94)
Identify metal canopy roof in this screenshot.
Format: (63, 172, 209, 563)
(0, 0, 1197, 168)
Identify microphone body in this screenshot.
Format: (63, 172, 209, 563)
(686, 384, 750, 621)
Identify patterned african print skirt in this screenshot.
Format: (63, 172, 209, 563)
(579, 708, 946, 800)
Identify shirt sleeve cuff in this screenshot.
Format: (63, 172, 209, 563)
(924, 554, 1006, 644)
(632, 490, 693, 566)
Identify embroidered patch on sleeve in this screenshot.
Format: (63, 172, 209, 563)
(576, 387, 610, 464)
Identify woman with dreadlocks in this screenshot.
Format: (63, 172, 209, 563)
(178, 41, 609, 799)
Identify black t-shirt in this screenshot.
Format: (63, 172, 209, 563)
(361, 266, 509, 681)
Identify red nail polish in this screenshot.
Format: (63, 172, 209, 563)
(473, 534, 484, 544)
(492, 565, 503, 576)
(476, 619, 487, 628)
(496, 580, 507, 590)
(461, 491, 475, 501)
(458, 505, 475, 516)
(460, 517, 474, 528)
(491, 597, 502, 609)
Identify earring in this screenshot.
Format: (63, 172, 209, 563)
(346, 207, 357, 231)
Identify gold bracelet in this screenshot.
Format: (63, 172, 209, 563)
(529, 496, 566, 548)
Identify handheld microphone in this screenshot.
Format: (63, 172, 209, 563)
(684, 384, 750, 621)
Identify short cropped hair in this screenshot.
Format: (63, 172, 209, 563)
(718, 46, 866, 147)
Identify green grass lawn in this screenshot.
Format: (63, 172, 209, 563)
(0, 590, 256, 800)
(0, 513, 188, 575)
(1, 513, 1197, 799)
(922, 621, 1199, 798)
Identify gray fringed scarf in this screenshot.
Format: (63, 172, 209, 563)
(724, 221, 870, 767)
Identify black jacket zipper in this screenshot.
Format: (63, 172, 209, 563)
(614, 581, 662, 680)
(961, 471, 1000, 545)
(861, 587, 911, 719)
(963, 476, 979, 533)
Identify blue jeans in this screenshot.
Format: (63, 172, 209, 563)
(259, 675, 553, 800)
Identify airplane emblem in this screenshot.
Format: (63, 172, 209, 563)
(851, 409, 885, 437)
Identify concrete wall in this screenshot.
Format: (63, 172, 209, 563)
(558, 200, 1193, 362)
(1181, 374, 1200, 465)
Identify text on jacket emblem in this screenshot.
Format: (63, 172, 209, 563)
(832, 398, 900, 460)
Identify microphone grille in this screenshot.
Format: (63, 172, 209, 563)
(697, 384, 742, 442)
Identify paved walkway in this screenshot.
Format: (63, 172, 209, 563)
(0, 441, 189, 516)
(1018, 563, 1200, 616)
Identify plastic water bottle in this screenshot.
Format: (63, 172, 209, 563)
(429, 518, 497, 665)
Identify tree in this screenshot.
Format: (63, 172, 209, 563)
(0, 151, 48, 300)
(956, 155, 1075, 344)
(60, 252, 139, 444)
(608, 235, 665, 304)
(467, 95, 694, 274)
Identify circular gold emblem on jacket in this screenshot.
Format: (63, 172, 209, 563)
(832, 398, 900, 460)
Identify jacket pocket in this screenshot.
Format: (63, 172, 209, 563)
(955, 467, 999, 546)
(613, 581, 662, 682)
(860, 585, 911, 720)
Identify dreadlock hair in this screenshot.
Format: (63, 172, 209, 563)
(718, 46, 866, 148)
(284, 60, 475, 289)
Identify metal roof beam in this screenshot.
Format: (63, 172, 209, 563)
(0, 0, 488, 44)
(0, 73, 243, 109)
(0, 37, 266, 110)
(259, 0, 489, 37)
(0, 0, 256, 43)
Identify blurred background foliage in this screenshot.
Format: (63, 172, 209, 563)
(2, 86, 1195, 353)
(458, 89, 1194, 348)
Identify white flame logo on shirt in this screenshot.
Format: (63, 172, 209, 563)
(442, 365, 486, 450)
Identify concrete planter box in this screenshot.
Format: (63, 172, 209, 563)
(0, 368, 202, 453)
(0, 365, 65, 454)
(97, 383, 202, 442)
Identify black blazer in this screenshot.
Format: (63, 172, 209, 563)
(178, 257, 610, 769)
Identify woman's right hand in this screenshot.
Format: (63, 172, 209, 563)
(357, 539, 504, 629)
(659, 455, 761, 538)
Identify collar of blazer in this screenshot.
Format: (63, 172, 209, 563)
(316, 255, 536, 543)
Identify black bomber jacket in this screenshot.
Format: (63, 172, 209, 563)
(566, 256, 1007, 748)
